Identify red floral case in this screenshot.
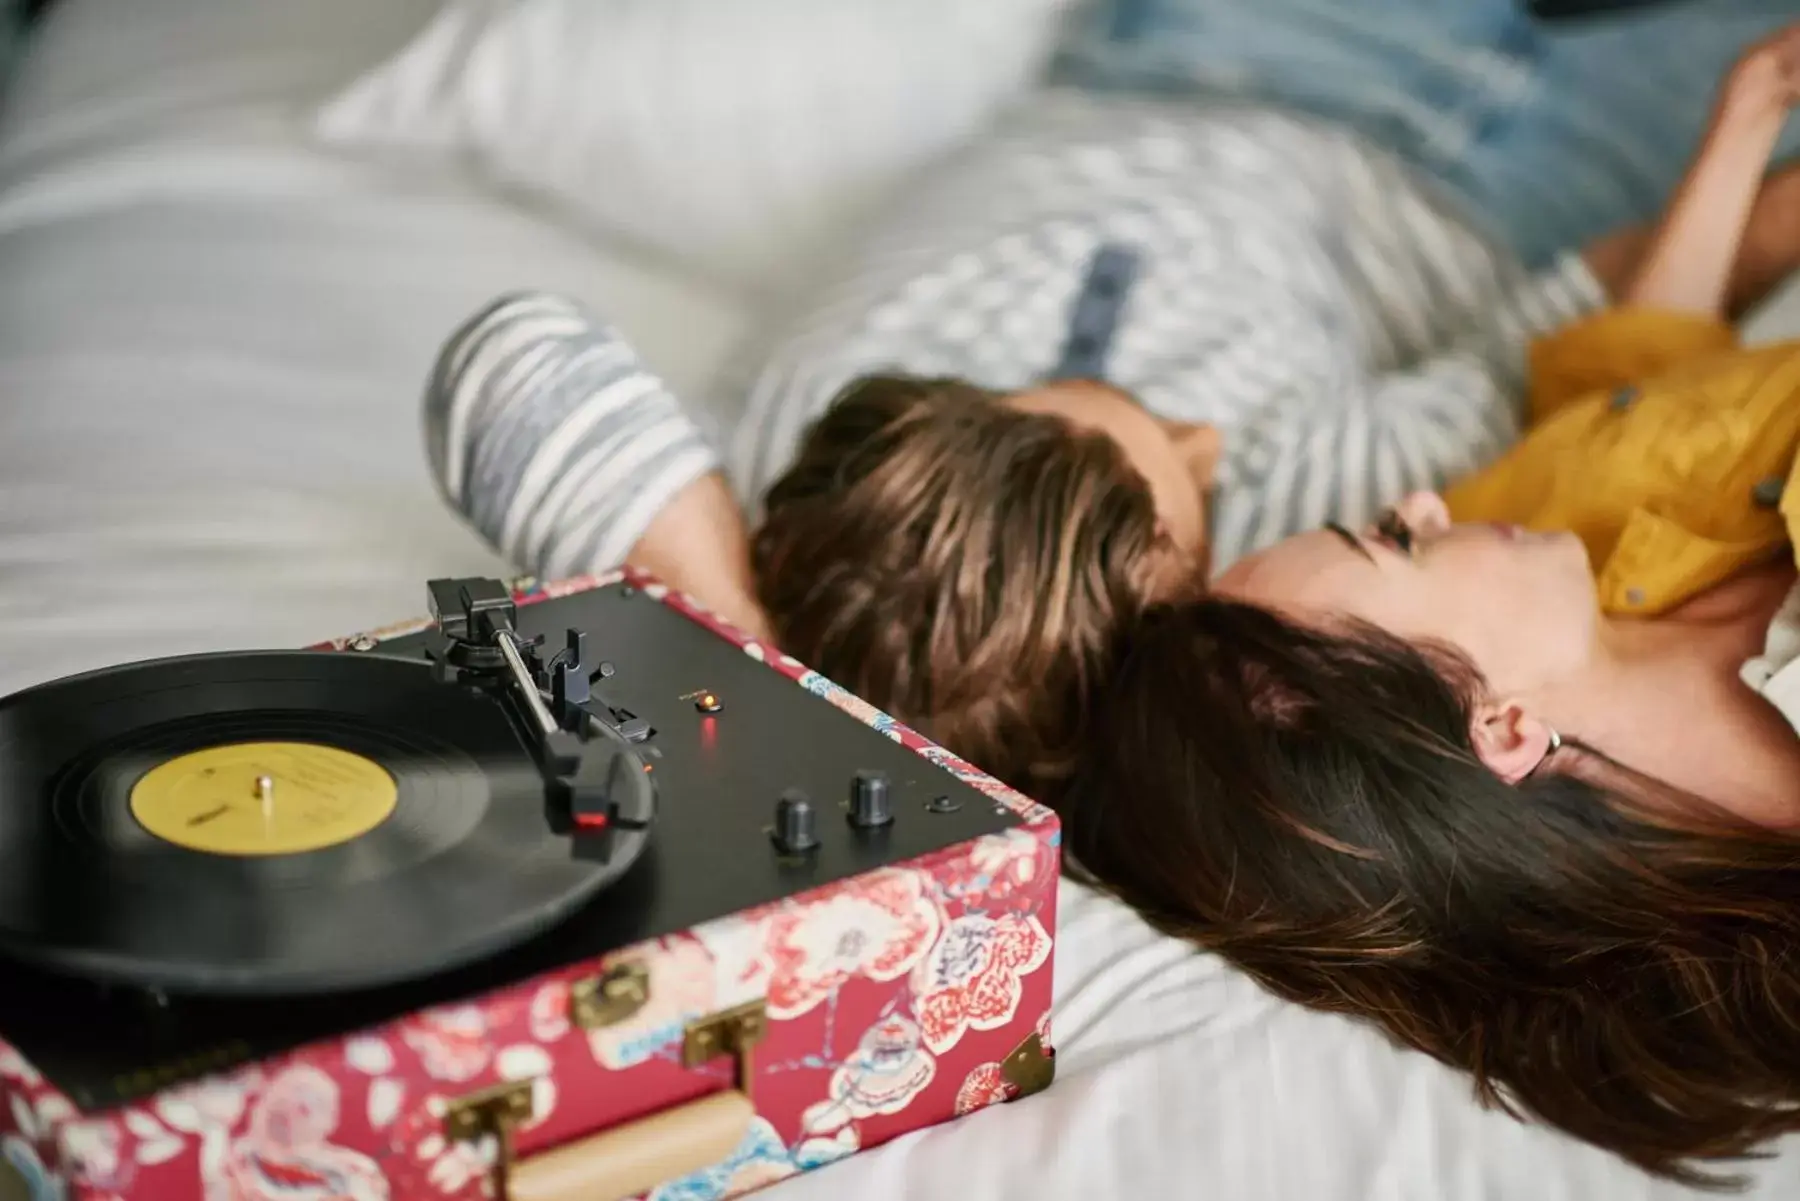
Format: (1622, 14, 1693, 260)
(0, 571, 1060, 1201)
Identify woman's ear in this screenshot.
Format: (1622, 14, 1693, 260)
(1471, 698, 1557, 784)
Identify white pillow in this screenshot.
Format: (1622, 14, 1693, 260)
(315, 0, 1076, 296)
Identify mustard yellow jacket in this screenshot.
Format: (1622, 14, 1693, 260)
(1444, 310, 1800, 617)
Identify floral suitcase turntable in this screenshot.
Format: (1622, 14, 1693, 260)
(0, 571, 1060, 1201)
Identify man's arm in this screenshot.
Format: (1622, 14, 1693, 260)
(424, 292, 772, 641)
(623, 472, 773, 641)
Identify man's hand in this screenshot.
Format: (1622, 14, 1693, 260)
(624, 472, 776, 643)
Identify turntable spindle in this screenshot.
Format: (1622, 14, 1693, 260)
(256, 774, 274, 818)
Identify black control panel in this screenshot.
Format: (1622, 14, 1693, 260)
(408, 580, 1022, 919)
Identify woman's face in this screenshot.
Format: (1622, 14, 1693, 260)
(1215, 492, 1600, 695)
(1004, 380, 1221, 578)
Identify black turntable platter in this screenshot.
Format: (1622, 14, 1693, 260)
(0, 650, 645, 996)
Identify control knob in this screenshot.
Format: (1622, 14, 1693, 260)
(772, 789, 820, 854)
(848, 770, 893, 829)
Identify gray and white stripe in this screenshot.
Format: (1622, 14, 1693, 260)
(424, 292, 720, 580)
(426, 92, 1603, 581)
(726, 94, 1600, 567)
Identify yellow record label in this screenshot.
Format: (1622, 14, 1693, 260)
(129, 742, 398, 856)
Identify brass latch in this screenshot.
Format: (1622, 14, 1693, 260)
(570, 960, 650, 1029)
(443, 1077, 535, 1182)
(681, 997, 768, 1094)
(999, 1031, 1055, 1098)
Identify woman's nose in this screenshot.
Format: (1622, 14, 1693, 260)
(1394, 490, 1451, 535)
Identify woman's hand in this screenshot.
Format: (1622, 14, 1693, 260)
(1711, 22, 1800, 137)
(1623, 23, 1800, 318)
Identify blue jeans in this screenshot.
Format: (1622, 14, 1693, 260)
(1052, 0, 1800, 266)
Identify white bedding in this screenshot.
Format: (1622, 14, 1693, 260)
(1, 3, 1798, 1200)
(0, 0, 749, 693)
(779, 880, 1800, 1201)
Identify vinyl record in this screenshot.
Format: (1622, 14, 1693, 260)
(0, 650, 648, 996)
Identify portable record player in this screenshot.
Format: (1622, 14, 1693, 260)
(0, 570, 1060, 1201)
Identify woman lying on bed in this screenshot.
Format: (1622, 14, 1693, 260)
(1067, 29, 1800, 1186)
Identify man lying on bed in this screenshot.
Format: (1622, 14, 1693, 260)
(424, 17, 1800, 810)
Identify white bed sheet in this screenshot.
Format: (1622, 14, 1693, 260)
(1, 4, 1798, 1201)
(0, 0, 751, 694)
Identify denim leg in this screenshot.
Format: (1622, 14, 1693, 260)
(1450, 1, 1800, 264)
(1052, 0, 1800, 263)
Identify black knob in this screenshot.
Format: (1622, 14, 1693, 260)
(848, 770, 893, 829)
(772, 789, 819, 854)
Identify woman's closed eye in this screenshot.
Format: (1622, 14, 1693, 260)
(1325, 522, 1377, 563)
(1375, 509, 1414, 555)
(1325, 515, 1414, 564)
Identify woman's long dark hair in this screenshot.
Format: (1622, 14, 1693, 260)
(1067, 597, 1800, 1187)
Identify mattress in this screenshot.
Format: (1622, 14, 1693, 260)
(0, 3, 1797, 1200)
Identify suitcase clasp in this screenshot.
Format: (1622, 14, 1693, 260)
(569, 960, 650, 1029)
(681, 996, 767, 1094)
(1000, 1030, 1056, 1098)
(443, 1078, 535, 1181)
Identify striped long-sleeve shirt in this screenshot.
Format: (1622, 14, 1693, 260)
(426, 93, 1603, 580)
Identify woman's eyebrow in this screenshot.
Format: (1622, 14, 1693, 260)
(1325, 522, 1375, 563)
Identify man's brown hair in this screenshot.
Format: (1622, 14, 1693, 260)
(752, 373, 1169, 802)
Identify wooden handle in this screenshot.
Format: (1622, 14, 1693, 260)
(508, 1090, 755, 1201)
